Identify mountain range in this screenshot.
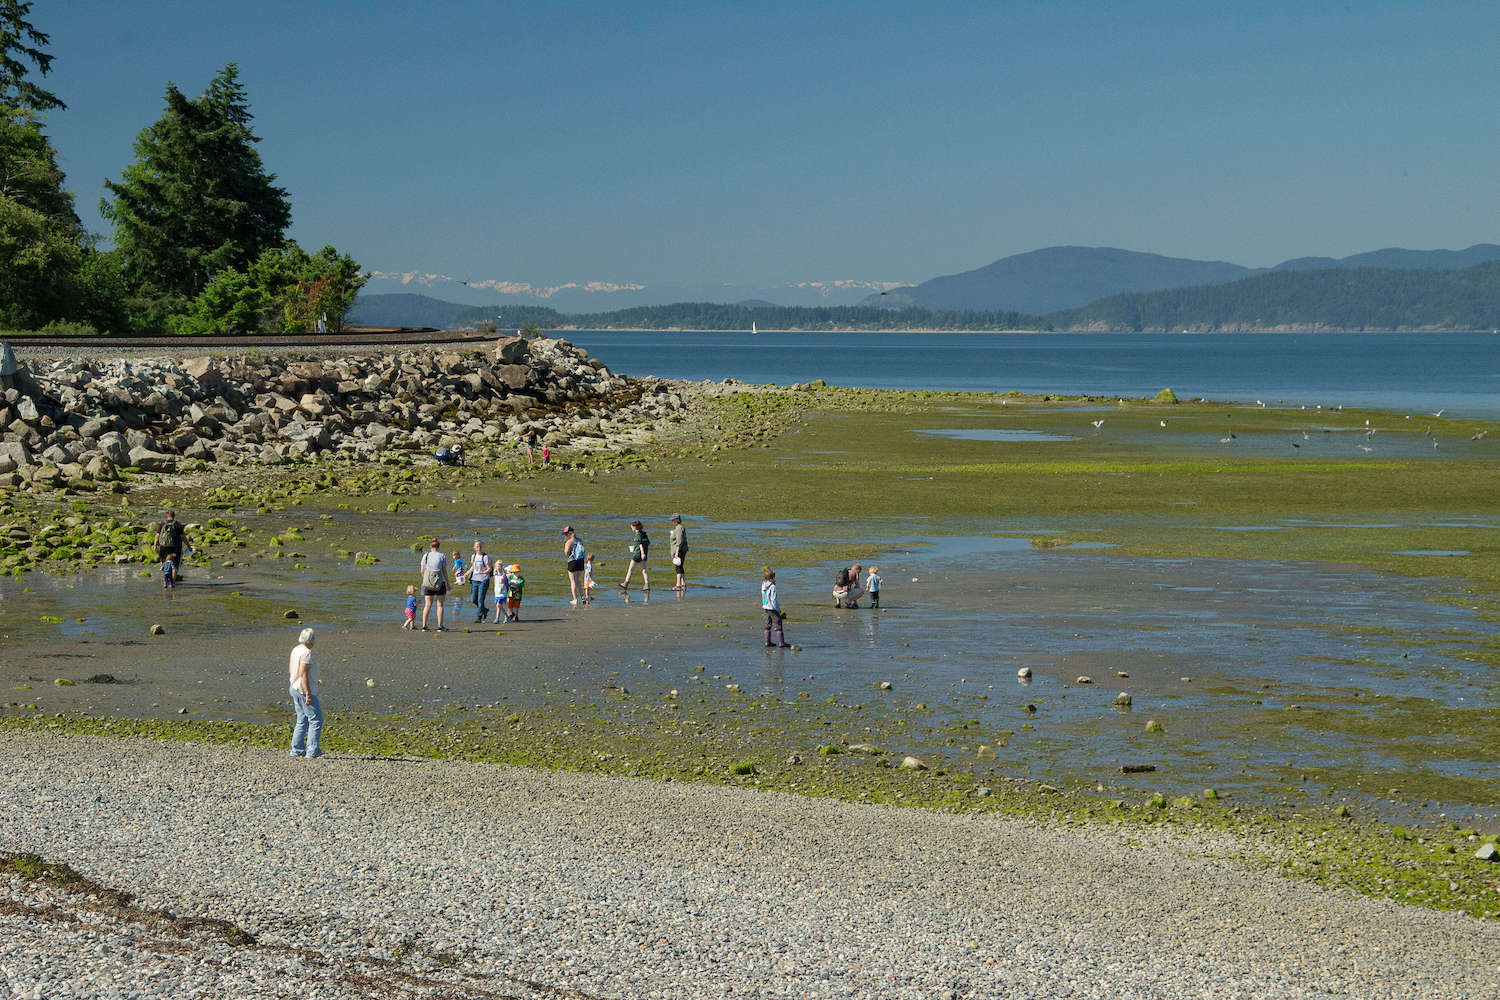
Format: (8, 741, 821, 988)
(862, 244, 1500, 314)
(347, 244, 1500, 332)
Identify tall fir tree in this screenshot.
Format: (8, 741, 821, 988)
(102, 63, 290, 327)
(0, 0, 64, 112)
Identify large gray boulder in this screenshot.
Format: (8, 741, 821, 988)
(128, 446, 178, 473)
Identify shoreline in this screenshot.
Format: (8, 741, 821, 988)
(2, 732, 1495, 999)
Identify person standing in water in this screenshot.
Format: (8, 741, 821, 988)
(669, 514, 687, 592)
(562, 526, 587, 605)
(762, 568, 791, 648)
(620, 520, 650, 593)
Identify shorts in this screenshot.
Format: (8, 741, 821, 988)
(506, 598, 521, 610)
(673, 553, 685, 574)
(567, 558, 585, 573)
(423, 581, 447, 597)
(157, 546, 181, 563)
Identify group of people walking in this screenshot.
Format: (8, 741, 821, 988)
(409, 514, 689, 629)
(412, 538, 525, 630)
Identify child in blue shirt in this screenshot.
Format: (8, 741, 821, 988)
(866, 565, 882, 609)
(403, 585, 418, 629)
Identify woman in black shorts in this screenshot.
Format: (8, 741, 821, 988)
(563, 526, 587, 605)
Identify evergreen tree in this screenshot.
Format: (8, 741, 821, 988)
(0, 102, 80, 326)
(0, 0, 64, 112)
(102, 63, 290, 327)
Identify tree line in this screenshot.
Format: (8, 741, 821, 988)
(1048, 261, 1500, 332)
(0, 2, 363, 335)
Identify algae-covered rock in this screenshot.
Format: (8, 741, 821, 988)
(1153, 387, 1178, 403)
(149, 623, 165, 635)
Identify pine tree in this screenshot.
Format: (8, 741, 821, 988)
(102, 63, 290, 326)
(0, 0, 64, 112)
(0, 102, 81, 326)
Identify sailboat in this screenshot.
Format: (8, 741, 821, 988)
(751, 322, 758, 335)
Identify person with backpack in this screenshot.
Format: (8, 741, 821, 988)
(418, 538, 448, 631)
(154, 511, 191, 588)
(619, 519, 650, 593)
(467, 540, 494, 623)
(562, 526, 587, 606)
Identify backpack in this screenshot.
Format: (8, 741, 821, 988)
(159, 520, 184, 549)
(421, 553, 445, 590)
(835, 567, 851, 587)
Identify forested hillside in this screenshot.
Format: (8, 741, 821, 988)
(1049, 261, 1500, 332)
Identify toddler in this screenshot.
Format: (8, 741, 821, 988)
(403, 584, 417, 629)
(761, 568, 790, 648)
(583, 553, 597, 602)
(491, 563, 510, 623)
(866, 565, 882, 609)
(503, 564, 525, 622)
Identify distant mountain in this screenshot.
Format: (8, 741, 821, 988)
(863, 244, 1500, 313)
(1048, 260, 1500, 332)
(1272, 244, 1500, 273)
(358, 273, 895, 311)
(865, 247, 1252, 313)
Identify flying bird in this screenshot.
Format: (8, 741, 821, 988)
(1472, 430, 1489, 441)
(1433, 409, 1445, 418)
(1357, 444, 1373, 453)
(1091, 419, 1104, 430)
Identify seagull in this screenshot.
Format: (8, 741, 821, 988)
(1433, 409, 1445, 418)
(1159, 420, 1167, 428)
(1256, 399, 1265, 408)
(1302, 431, 1310, 440)
(1433, 439, 1441, 450)
(1472, 430, 1489, 441)
(1219, 433, 1236, 444)
(1091, 419, 1104, 430)
(1357, 444, 1373, 453)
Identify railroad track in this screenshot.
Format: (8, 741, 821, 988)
(3, 327, 495, 350)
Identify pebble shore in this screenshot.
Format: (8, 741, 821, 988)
(1, 733, 1495, 999)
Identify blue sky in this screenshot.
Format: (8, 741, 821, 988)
(36, 1, 1500, 289)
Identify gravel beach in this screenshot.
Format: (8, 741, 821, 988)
(1, 733, 1495, 999)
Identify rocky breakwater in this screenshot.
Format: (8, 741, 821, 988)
(0, 336, 688, 491)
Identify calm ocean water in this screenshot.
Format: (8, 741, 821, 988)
(560, 331, 1500, 419)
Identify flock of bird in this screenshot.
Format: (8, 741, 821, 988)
(1081, 405, 1488, 454)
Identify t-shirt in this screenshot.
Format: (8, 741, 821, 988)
(288, 643, 318, 690)
(630, 529, 650, 561)
(469, 553, 492, 580)
(420, 550, 447, 582)
(507, 574, 525, 601)
(866, 572, 881, 592)
(158, 520, 185, 550)
(453, 556, 468, 580)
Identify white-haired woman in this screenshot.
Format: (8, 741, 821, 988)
(288, 627, 323, 758)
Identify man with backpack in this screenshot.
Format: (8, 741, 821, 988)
(154, 511, 191, 588)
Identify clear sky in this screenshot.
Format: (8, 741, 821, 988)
(35, 1, 1500, 288)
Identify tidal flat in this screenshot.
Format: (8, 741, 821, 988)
(2, 383, 1499, 919)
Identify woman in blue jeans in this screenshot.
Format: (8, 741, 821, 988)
(288, 627, 322, 758)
